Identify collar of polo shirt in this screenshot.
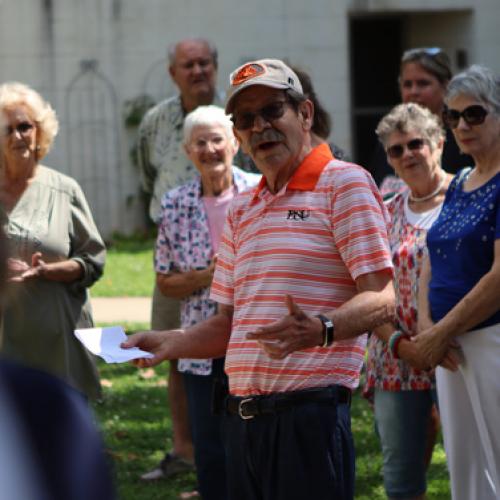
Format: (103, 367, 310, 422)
(251, 143, 333, 202)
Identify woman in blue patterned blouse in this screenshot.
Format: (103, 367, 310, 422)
(416, 65, 500, 500)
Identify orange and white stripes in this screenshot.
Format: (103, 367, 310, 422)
(211, 145, 393, 396)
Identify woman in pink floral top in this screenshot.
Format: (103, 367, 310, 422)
(364, 103, 453, 500)
(154, 105, 259, 500)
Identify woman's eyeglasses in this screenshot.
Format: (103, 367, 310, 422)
(386, 138, 426, 159)
(442, 105, 489, 129)
(5, 121, 35, 136)
(231, 100, 288, 130)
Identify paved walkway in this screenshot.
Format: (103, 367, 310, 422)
(91, 297, 151, 324)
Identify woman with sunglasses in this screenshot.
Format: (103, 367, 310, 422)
(364, 102, 453, 500)
(0, 82, 106, 399)
(415, 65, 500, 500)
(369, 47, 473, 194)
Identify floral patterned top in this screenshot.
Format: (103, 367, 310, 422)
(379, 175, 407, 200)
(365, 192, 439, 393)
(155, 166, 260, 375)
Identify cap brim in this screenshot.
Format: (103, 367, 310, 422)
(225, 80, 291, 114)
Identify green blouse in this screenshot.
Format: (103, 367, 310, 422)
(0, 165, 106, 399)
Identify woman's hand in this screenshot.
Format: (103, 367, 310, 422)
(7, 258, 30, 281)
(8, 253, 48, 281)
(397, 338, 432, 370)
(10, 253, 84, 283)
(438, 343, 462, 372)
(417, 314, 434, 334)
(412, 327, 460, 370)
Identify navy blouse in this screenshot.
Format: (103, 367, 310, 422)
(427, 167, 500, 329)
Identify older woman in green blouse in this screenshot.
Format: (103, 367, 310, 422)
(0, 82, 106, 399)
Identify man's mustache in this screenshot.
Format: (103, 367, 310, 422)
(250, 129, 284, 149)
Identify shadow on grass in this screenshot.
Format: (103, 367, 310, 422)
(94, 361, 198, 500)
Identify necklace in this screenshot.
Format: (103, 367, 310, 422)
(409, 175, 446, 203)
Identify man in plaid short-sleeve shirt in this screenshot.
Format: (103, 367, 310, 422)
(126, 59, 395, 500)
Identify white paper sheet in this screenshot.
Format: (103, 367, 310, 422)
(74, 326, 154, 363)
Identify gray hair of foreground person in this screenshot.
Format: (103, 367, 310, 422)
(167, 38, 218, 68)
(444, 64, 500, 116)
(0, 82, 59, 160)
(183, 104, 236, 144)
(376, 102, 445, 150)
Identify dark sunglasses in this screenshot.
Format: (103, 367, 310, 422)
(442, 105, 488, 129)
(231, 99, 288, 130)
(5, 121, 35, 136)
(386, 138, 426, 159)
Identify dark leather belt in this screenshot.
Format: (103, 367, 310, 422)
(225, 385, 351, 420)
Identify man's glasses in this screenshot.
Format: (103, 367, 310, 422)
(231, 100, 288, 130)
(5, 121, 35, 136)
(386, 138, 426, 159)
(442, 105, 489, 129)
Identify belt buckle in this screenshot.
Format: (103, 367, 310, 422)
(238, 398, 254, 420)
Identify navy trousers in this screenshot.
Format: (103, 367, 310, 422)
(222, 392, 355, 500)
(183, 358, 227, 500)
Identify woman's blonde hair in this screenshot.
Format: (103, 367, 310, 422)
(0, 82, 59, 160)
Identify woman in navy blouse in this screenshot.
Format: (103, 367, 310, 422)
(416, 65, 500, 500)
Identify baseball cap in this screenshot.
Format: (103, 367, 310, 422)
(225, 59, 303, 113)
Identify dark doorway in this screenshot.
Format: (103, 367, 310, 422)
(350, 16, 403, 171)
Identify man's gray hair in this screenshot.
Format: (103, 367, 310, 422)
(445, 64, 500, 117)
(183, 105, 234, 145)
(167, 38, 218, 68)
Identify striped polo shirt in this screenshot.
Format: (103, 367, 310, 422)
(211, 143, 393, 396)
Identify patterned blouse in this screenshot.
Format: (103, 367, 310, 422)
(155, 166, 260, 375)
(427, 168, 500, 328)
(365, 193, 438, 393)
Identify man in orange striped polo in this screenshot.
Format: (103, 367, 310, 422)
(125, 59, 395, 500)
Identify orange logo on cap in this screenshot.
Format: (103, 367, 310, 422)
(231, 63, 265, 86)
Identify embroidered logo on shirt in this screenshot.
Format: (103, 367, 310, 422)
(287, 210, 310, 220)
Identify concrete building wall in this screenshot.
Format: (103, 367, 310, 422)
(0, 0, 498, 237)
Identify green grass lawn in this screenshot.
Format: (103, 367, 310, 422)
(92, 234, 156, 297)
(93, 326, 451, 500)
(94, 350, 198, 500)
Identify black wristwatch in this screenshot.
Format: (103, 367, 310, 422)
(316, 314, 334, 347)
